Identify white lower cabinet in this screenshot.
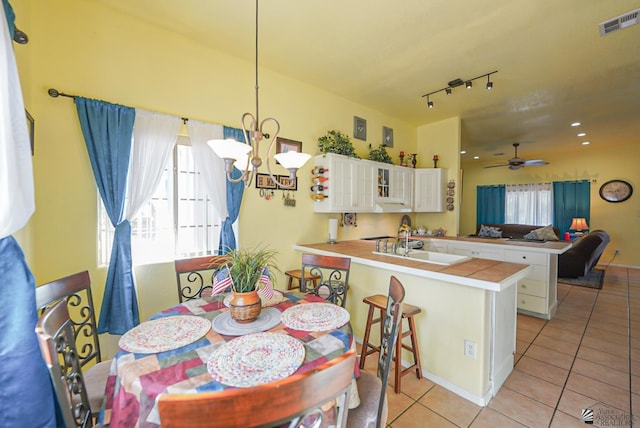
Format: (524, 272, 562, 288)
(431, 239, 558, 319)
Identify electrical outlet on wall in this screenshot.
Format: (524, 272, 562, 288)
(464, 339, 477, 359)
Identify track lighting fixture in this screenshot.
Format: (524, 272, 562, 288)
(421, 70, 497, 109)
(486, 74, 493, 90)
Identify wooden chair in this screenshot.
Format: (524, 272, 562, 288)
(348, 276, 405, 428)
(174, 254, 228, 302)
(301, 253, 351, 307)
(157, 350, 356, 428)
(36, 299, 102, 428)
(36, 271, 110, 420)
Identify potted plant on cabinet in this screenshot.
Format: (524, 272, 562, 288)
(368, 143, 393, 164)
(218, 246, 280, 323)
(317, 130, 360, 158)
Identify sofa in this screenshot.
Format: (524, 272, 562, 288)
(474, 224, 561, 240)
(558, 230, 611, 278)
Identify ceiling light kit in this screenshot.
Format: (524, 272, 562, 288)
(421, 70, 497, 109)
(208, 0, 310, 188)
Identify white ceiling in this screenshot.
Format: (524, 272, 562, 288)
(95, 0, 640, 166)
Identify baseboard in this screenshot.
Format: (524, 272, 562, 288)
(354, 335, 492, 406)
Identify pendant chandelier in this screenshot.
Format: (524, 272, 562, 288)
(208, 0, 310, 188)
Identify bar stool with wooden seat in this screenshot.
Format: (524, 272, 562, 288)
(284, 269, 321, 290)
(359, 293, 423, 393)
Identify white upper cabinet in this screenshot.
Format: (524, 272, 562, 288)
(414, 168, 445, 212)
(312, 154, 375, 213)
(374, 164, 413, 212)
(312, 155, 444, 213)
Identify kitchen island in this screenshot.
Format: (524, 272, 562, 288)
(294, 239, 532, 406)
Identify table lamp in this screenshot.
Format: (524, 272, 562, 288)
(569, 217, 589, 235)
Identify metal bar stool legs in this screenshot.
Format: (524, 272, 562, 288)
(360, 294, 422, 394)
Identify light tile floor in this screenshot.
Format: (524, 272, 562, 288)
(358, 265, 639, 427)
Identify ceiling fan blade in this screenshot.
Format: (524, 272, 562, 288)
(523, 160, 549, 165)
(484, 164, 509, 169)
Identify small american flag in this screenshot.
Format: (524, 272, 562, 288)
(212, 266, 233, 296)
(258, 267, 275, 300)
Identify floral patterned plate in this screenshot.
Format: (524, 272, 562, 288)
(207, 332, 305, 387)
(119, 315, 211, 354)
(281, 302, 350, 332)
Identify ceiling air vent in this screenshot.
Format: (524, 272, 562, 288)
(599, 9, 640, 36)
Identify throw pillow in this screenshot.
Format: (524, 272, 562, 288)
(478, 224, 502, 238)
(523, 230, 539, 240)
(531, 225, 559, 241)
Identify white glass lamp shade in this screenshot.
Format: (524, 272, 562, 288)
(273, 152, 311, 169)
(233, 153, 253, 171)
(207, 139, 251, 161)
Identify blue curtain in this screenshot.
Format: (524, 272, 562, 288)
(476, 185, 506, 225)
(553, 180, 590, 236)
(76, 97, 138, 335)
(218, 126, 246, 254)
(0, 237, 59, 427)
(2, 0, 15, 38)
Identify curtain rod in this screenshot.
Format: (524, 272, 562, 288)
(47, 88, 190, 123)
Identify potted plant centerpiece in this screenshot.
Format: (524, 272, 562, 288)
(222, 246, 279, 324)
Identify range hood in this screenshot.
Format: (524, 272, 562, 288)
(374, 202, 412, 213)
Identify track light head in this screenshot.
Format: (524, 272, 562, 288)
(465, 81, 472, 89)
(486, 74, 493, 90)
(427, 96, 434, 108)
(445, 87, 452, 95)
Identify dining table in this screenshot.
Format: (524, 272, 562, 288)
(99, 290, 360, 428)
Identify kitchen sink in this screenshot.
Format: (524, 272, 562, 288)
(372, 249, 471, 266)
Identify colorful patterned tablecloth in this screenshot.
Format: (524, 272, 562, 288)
(99, 291, 357, 428)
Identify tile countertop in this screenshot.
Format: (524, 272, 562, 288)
(293, 240, 532, 292)
(409, 235, 572, 254)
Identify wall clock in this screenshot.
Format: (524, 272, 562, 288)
(599, 179, 633, 203)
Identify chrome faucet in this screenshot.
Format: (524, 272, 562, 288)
(396, 233, 410, 257)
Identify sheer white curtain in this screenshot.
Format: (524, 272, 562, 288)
(187, 120, 227, 220)
(124, 109, 180, 220)
(0, 13, 33, 238)
(505, 183, 553, 225)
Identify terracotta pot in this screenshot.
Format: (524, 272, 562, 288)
(229, 290, 261, 324)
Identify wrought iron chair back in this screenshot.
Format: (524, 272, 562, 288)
(301, 253, 351, 307)
(174, 255, 228, 302)
(158, 350, 356, 428)
(36, 270, 101, 369)
(347, 275, 405, 428)
(376, 276, 405, 415)
(36, 299, 96, 428)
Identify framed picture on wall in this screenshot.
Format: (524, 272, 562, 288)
(255, 173, 277, 189)
(275, 137, 302, 164)
(383, 126, 393, 147)
(354, 116, 367, 141)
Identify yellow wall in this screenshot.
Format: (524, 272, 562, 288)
(460, 143, 640, 266)
(15, 0, 417, 354)
(415, 117, 462, 236)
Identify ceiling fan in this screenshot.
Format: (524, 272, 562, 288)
(484, 143, 549, 170)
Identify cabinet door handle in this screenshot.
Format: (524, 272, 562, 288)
(521, 284, 527, 289)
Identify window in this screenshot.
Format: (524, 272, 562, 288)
(98, 143, 222, 266)
(504, 183, 553, 225)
